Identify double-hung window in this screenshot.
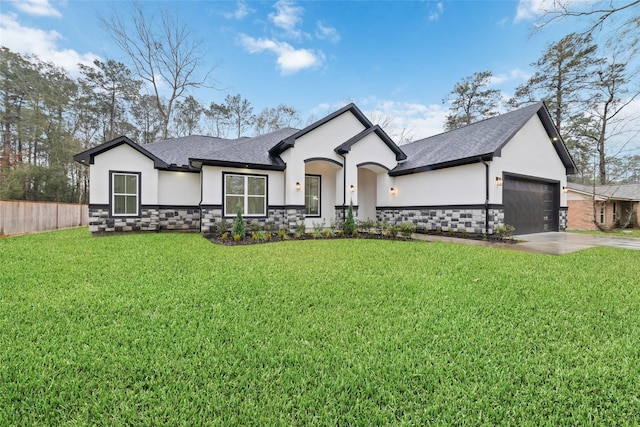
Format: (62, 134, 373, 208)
(111, 172, 139, 216)
(600, 203, 605, 224)
(224, 174, 267, 217)
(305, 175, 320, 216)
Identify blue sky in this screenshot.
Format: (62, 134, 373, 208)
(0, 0, 633, 141)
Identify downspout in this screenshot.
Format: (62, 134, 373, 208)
(198, 163, 204, 233)
(481, 158, 489, 235)
(340, 153, 347, 219)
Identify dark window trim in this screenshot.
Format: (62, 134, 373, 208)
(109, 170, 141, 218)
(304, 174, 321, 217)
(222, 171, 269, 218)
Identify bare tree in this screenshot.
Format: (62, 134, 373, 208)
(368, 110, 415, 144)
(100, 2, 216, 139)
(254, 104, 301, 134)
(578, 56, 640, 184)
(536, 1, 640, 41)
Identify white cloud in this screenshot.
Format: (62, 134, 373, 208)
(269, 0, 304, 38)
(316, 21, 340, 43)
(514, 0, 590, 22)
(489, 68, 531, 86)
(239, 34, 323, 75)
(8, 0, 62, 17)
(364, 99, 447, 141)
(310, 98, 447, 141)
(223, 2, 254, 20)
(0, 12, 100, 76)
(428, 2, 444, 22)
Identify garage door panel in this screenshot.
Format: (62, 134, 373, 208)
(503, 177, 559, 235)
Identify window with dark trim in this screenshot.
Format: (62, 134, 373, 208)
(111, 172, 139, 216)
(612, 202, 617, 222)
(305, 175, 320, 216)
(600, 203, 605, 224)
(224, 173, 267, 217)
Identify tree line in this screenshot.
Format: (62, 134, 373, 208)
(0, 47, 304, 203)
(1, 1, 638, 204)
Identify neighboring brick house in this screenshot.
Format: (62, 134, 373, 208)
(567, 183, 640, 230)
(74, 102, 576, 236)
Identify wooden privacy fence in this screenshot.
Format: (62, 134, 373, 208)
(0, 200, 89, 237)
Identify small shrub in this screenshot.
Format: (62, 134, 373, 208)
(388, 225, 399, 239)
(221, 232, 228, 243)
(231, 204, 245, 240)
(461, 229, 468, 238)
(343, 201, 356, 236)
(295, 221, 306, 238)
(233, 234, 242, 242)
(321, 229, 331, 238)
(312, 220, 325, 238)
(278, 229, 288, 240)
(358, 219, 374, 233)
(251, 232, 259, 242)
(436, 227, 442, 235)
(399, 222, 416, 238)
(251, 221, 261, 233)
(264, 232, 272, 241)
(448, 228, 455, 236)
(217, 220, 230, 234)
(496, 224, 516, 241)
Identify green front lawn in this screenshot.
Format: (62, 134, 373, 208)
(567, 228, 640, 238)
(1, 229, 639, 425)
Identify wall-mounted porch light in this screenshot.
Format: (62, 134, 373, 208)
(390, 187, 397, 195)
(562, 186, 568, 193)
(495, 177, 503, 187)
(295, 182, 301, 191)
(350, 184, 355, 192)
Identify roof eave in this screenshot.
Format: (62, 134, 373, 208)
(73, 136, 169, 169)
(537, 102, 578, 175)
(390, 154, 494, 176)
(334, 126, 407, 161)
(190, 158, 286, 171)
(270, 103, 374, 156)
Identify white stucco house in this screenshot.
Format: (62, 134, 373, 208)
(73, 102, 577, 236)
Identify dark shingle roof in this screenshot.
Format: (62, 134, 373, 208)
(194, 128, 298, 169)
(140, 129, 299, 169)
(144, 135, 230, 167)
(391, 103, 546, 175)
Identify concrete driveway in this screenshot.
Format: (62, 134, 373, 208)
(412, 231, 640, 255)
(515, 232, 640, 255)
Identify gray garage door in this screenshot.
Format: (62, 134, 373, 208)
(503, 176, 559, 235)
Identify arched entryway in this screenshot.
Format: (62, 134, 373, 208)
(357, 163, 388, 221)
(304, 158, 342, 226)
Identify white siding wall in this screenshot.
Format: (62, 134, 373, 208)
(280, 112, 365, 207)
(492, 116, 568, 206)
(90, 144, 158, 205)
(391, 163, 486, 206)
(347, 132, 399, 208)
(158, 171, 201, 206)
